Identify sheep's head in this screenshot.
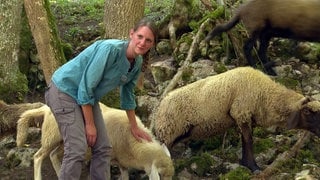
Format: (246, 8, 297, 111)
(287, 98, 320, 137)
(149, 144, 174, 180)
(151, 159, 174, 180)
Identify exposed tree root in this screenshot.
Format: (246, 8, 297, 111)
(252, 131, 311, 179)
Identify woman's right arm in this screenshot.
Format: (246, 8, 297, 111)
(81, 104, 97, 147)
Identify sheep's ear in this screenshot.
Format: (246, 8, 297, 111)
(287, 97, 310, 129)
(298, 97, 310, 106)
(287, 111, 300, 129)
(149, 162, 160, 180)
(161, 143, 171, 157)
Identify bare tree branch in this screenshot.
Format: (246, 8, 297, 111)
(252, 131, 311, 179)
(161, 18, 211, 99)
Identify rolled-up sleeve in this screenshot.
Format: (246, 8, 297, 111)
(77, 45, 114, 105)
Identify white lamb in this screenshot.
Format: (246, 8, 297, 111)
(16, 103, 174, 180)
(152, 66, 320, 173)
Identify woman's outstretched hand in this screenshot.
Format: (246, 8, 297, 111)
(131, 126, 152, 142)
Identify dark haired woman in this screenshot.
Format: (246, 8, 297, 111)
(45, 18, 158, 180)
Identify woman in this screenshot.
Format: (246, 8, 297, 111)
(45, 17, 158, 180)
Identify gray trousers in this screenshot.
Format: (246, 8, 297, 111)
(45, 82, 112, 180)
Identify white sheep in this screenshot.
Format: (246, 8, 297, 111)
(152, 66, 320, 173)
(16, 103, 174, 180)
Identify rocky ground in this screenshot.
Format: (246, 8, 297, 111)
(2, 58, 320, 179)
(2, 0, 320, 179)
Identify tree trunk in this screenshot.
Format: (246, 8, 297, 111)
(104, 0, 145, 39)
(24, 0, 65, 85)
(0, 0, 29, 103)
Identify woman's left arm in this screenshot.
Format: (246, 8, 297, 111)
(126, 109, 152, 142)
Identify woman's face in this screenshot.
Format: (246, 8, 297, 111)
(128, 26, 155, 57)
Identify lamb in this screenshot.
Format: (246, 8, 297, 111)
(205, 0, 320, 75)
(152, 66, 320, 173)
(16, 102, 174, 180)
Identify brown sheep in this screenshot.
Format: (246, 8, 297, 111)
(152, 67, 320, 173)
(205, 0, 320, 75)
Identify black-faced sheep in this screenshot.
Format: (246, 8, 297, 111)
(205, 0, 320, 75)
(16, 103, 174, 180)
(152, 66, 320, 173)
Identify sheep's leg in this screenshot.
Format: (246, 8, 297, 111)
(243, 35, 258, 67)
(34, 147, 52, 180)
(239, 122, 260, 173)
(118, 165, 129, 180)
(49, 144, 64, 176)
(258, 30, 276, 76)
(149, 162, 160, 180)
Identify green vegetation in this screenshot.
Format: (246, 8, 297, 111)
(50, 0, 104, 48)
(175, 152, 217, 177)
(275, 77, 300, 90)
(13, 0, 320, 179)
(219, 166, 251, 180)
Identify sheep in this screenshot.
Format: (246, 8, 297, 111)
(16, 103, 174, 180)
(152, 66, 320, 173)
(205, 0, 320, 75)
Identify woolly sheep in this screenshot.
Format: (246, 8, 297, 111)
(205, 0, 320, 75)
(152, 66, 320, 173)
(16, 103, 174, 180)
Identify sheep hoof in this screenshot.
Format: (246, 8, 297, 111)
(263, 61, 277, 76)
(252, 169, 261, 175)
(266, 68, 277, 76)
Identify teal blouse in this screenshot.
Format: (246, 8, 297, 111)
(52, 39, 142, 110)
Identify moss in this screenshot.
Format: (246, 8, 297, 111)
(174, 158, 189, 174)
(0, 71, 28, 103)
(253, 127, 269, 138)
(194, 5, 225, 35)
(270, 39, 297, 59)
(275, 77, 300, 90)
(213, 63, 228, 74)
(297, 149, 317, 164)
(304, 43, 320, 64)
(181, 67, 193, 83)
(18, 7, 33, 75)
(208, 130, 241, 163)
(175, 152, 217, 177)
(202, 136, 223, 151)
(5, 153, 21, 169)
(272, 148, 319, 176)
(305, 137, 320, 163)
(44, 0, 66, 65)
(100, 88, 120, 108)
(61, 41, 74, 60)
(254, 138, 275, 154)
(219, 166, 251, 180)
(202, 6, 225, 23)
(188, 152, 216, 176)
(276, 158, 302, 174)
(188, 20, 199, 31)
(191, 129, 240, 153)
